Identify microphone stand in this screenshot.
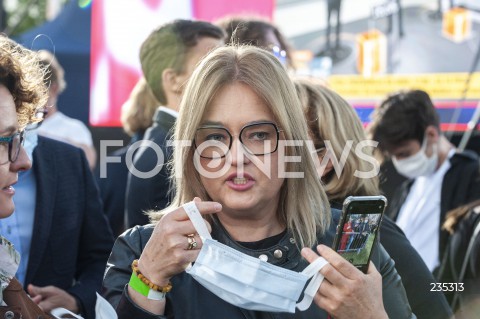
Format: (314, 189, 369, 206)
(316, 0, 351, 63)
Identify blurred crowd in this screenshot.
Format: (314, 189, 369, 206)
(0, 13, 479, 319)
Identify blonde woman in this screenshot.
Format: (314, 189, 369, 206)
(295, 78, 452, 319)
(102, 46, 413, 319)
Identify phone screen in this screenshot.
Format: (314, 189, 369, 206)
(333, 196, 386, 273)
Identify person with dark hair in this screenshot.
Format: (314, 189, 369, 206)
(125, 19, 225, 228)
(216, 15, 293, 68)
(369, 89, 480, 274)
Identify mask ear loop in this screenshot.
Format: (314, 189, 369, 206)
(296, 257, 329, 311)
(183, 201, 213, 240)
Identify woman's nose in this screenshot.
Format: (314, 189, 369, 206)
(10, 145, 32, 172)
(229, 137, 251, 166)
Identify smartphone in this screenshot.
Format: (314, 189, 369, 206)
(332, 195, 387, 273)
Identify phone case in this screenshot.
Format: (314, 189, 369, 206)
(333, 195, 387, 273)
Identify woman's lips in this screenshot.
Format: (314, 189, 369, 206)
(226, 177, 255, 191)
(1, 185, 15, 195)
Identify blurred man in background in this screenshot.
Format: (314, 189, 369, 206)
(125, 20, 225, 228)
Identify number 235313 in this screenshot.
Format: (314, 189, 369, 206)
(430, 283, 464, 292)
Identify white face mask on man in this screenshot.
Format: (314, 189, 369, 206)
(392, 135, 438, 179)
(183, 201, 329, 313)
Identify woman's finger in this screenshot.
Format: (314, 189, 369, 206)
(171, 201, 222, 221)
(302, 247, 346, 287)
(313, 281, 342, 316)
(317, 244, 362, 280)
(183, 233, 203, 251)
(366, 260, 378, 275)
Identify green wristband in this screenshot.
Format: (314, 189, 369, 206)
(129, 272, 166, 300)
(129, 272, 150, 297)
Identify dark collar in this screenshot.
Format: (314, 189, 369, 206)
(152, 107, 176, 129)
(210, 216, 303, 269)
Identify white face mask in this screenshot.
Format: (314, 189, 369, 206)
(392, 135, 438, 179)
(183, 201, 328, 313)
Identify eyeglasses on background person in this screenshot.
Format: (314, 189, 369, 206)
(271, 45, 287, 65)
(194, 122, 282, 159)
(0, 130, 26, 165)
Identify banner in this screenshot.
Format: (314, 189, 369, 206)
(90, 0, 274, 127)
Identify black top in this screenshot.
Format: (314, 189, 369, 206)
(125, 109, 177, 228)
(96, 132, 144, 237)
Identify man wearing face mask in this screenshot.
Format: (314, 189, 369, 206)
(369, 89, 480, 274)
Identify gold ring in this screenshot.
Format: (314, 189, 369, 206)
(187, 235, 198, 250)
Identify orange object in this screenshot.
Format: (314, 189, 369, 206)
(443, 7, 471, 42)
(356, 29, 387, 77)
(292, 50, 314, 71)
(131, 259, 172, 293)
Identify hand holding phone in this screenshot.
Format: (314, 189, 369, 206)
(332, 196, 387, 273)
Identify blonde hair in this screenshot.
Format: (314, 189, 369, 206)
(150, 46, 330, 248)
(295, 78, 379, 201)
(0, 35, 48, 129)
(121, 77, 159, 136)
(443, 199, 480, 234)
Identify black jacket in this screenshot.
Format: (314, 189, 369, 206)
(97, 132, 144, 237)
(125, 109, 176, 228)
(386, 150, 480, 263)
(102, 210, 414, 319)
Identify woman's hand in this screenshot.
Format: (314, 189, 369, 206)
(137, 198, 222, 286)
(302, 245, 388, 319)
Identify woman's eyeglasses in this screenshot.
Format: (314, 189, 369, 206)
(194, 122, 282, 159)
(0, 130, 26, 165)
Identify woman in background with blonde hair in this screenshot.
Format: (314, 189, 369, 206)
(97, 77, 159, 236)
(295, 78, 453, 319)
